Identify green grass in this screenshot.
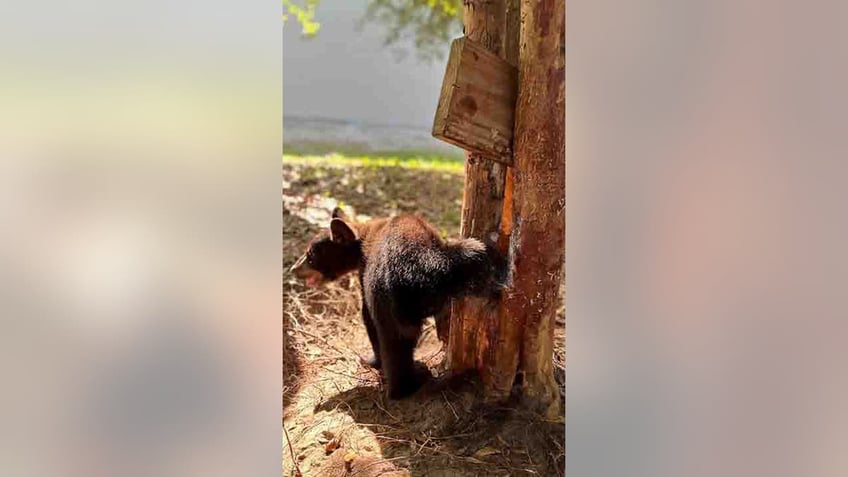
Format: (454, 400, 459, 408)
(283, 152, 465, 174)
(283, 140, 465, 162)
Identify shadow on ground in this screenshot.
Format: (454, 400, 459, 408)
(283, 306, 302, 414)
(283, 212, 317, 412)
(314, 372, 565, 477)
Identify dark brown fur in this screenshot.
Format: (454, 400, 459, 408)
(291, 208, 505, 398)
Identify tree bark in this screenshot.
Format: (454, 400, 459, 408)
(446, 0, 565, 416)
(446, 0, 513, 376)
(506, 0, 565, 415)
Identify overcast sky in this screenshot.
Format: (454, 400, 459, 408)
(283, 0, 456, 127)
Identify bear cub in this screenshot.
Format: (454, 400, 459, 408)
(290, 207, 506, 399)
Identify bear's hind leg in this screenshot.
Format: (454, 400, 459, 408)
(379, 333, 425, 399)
(360, 299, 382, 369)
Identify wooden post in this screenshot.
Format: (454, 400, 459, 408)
(434, 0, 564, 415)
(502, 0, 565, 415)
(446, 0, 517, 383)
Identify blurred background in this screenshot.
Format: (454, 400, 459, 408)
(284, 0, 462, 158)
(0, 1, 280, 476)
(567, 1, 848, 476)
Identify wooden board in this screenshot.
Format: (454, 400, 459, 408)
(432, 37, 518, 164)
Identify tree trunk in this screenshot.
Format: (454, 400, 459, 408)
(446, 0, 515, 377)
(506, 0, 565, 415)
(446, 0, 564, 416)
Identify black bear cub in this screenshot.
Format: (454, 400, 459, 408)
(291, 208, 505, 399)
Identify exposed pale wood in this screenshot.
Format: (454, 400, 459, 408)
(432, 37, 518, 164)
(503, 0, 520, 67)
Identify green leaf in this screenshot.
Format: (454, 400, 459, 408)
(282, 0, 321, 37)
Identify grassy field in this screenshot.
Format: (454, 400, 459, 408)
(283, 152, 465, 174)
(283, 152, 466, 237)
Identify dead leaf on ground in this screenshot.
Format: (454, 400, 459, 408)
(344, 451, 357, 471)
(324, 439, 340, 454)
(473, 446, 501, 458)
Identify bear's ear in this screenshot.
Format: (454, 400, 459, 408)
(330, 218, 357, 244)
(331, 207, 348, 220)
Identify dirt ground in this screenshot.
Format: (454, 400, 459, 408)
(283, 159, 565, 476)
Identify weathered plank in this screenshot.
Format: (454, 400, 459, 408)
(432, 37, 518, 164)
